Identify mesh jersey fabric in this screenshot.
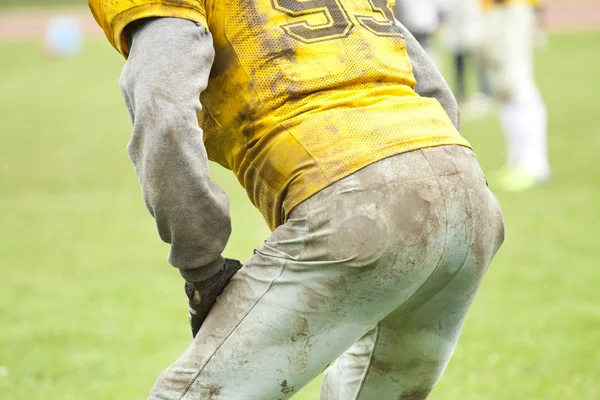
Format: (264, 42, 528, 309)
(89, 0, 471, 230)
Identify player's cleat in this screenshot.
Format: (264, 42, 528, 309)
(185, 258, 243, 338)
(491, 166, 550, 192)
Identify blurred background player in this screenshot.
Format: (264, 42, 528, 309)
(479, 0, 550, 191)
(438, 0, 494, 117)
(393, 0, 440, 60)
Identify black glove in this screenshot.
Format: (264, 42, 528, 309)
(185, 258, 243, 338)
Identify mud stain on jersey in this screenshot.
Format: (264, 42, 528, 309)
(324, 124, 339, 135)
(356, 41, 372, 61)
(234, 102, 260, 140)
(210, 44, 238, 80)
(269, 71, 285, 96)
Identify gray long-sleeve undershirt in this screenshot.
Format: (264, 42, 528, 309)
(121, 18, 231, 282)
(397, 21, 461, 131)
(119, 17, 458, 282)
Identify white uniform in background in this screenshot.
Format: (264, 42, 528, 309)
(394, 0, 440, 59)
(479, 1, 550, 189)
(437, 0, 492, 112)
(439, 0, 484, 53)
(396, 0, 440, 34)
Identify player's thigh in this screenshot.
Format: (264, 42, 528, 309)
(321, 151, 504, 400)
(356, 171, 503, 399)
(323, 254, 492, 400)
(147, 202, 433, 398)
(150, 153, 458, 400)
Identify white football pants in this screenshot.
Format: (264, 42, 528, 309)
(148, 146, 504, 400)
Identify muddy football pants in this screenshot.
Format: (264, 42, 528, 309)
(149, 145, 505, 400)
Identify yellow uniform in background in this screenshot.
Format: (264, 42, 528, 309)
(90, 0, 469, 230)
(481, 0, 541, 11)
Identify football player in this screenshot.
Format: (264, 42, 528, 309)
(89, 0, 505, 398)
(438, 0, 491, 109)
(393, 0, 440, 59)
(479, 0, 550, 191)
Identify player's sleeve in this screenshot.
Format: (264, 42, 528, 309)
(119, 17, 232, 282)
(397, 21, 461, 131)
(88, 0, 208, 57)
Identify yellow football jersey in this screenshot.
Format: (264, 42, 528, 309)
(90, 0, 471, 230)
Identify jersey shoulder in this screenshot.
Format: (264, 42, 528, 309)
(88, 0, 209, 56)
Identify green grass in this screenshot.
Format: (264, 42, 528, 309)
(0, 0, 81, 11)
(1, 32, 599, 399)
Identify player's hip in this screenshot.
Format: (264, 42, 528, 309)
(293, 145, 483, 210)
(259, 144, 504, 323)
(288, 144, 503, 269)
(244, 108, 470, 230)
(150, 147, 503, 400)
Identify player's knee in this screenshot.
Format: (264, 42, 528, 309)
(388, 356, 445, 398)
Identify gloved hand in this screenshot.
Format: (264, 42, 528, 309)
(185, 258, 243, 337)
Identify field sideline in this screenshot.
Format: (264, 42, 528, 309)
(1, 32, 599, 399)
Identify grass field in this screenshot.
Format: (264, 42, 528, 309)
(1, 32, 599, 399)
(0, 0, 80, 11)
